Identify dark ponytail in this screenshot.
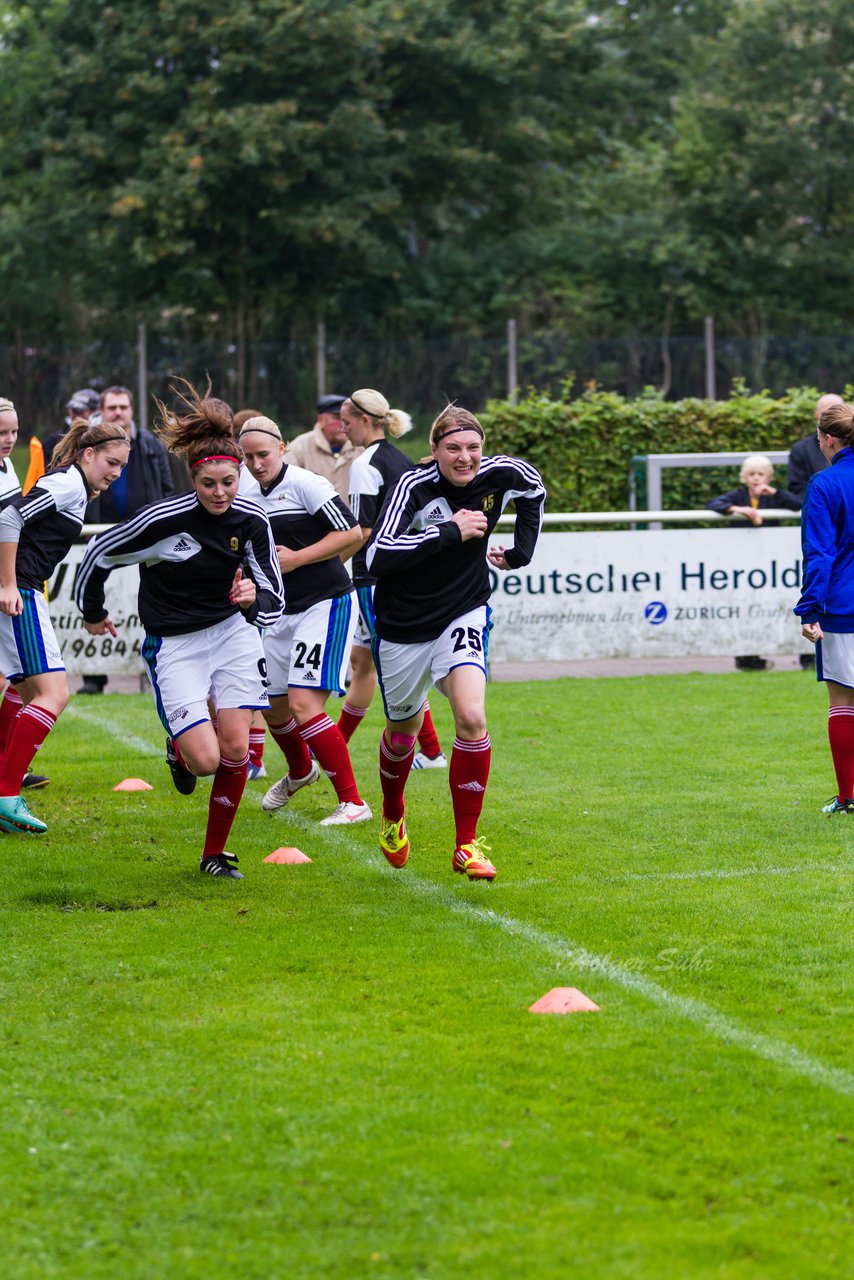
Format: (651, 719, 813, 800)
(155, 378, 241, 469)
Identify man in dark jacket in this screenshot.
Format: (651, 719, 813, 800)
(788, 393, 841, 499)
(80, 385, 174, 692)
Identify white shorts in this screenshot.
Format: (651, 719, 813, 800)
(142, 613, 269, 739)
(817, 632, 854, 688)
(263, 592, 356, 697)
(373, 605, 490, 722)
(352, 584, 376, 649)
(0, 589, 64, 682)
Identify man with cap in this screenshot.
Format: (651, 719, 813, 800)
(284, 394, 364, 502)
(42, 387, 101, 469)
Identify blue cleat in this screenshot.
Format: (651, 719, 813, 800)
(0, 794, 47, 834)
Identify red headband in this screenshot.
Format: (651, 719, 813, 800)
(191, 454, 240, 470)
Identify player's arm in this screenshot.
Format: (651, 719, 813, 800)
(0, 484, 61, 614)
(278, 489, 362, 574)
(366, 474, 461, 576)
(0, 524, 21, 616)
(73, 513, 173, 623)
(488, 460, 546, 571)
(243, 511, 285, 628)
(794, 485, 835, 624)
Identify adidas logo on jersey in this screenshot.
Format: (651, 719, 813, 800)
(172, 537, 193, 553)
(457, 780, 485, 792)
(426, 505, 445, 520)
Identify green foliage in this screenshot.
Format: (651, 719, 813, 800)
(482, 382, 821, 511)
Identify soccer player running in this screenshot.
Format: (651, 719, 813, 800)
(367, 405, 545, 879)
(236, 416, 372, 825)
(0, 418, 130, 834)
(74, 387, 284, 879)
(795, 400, 854, 815)
(337, 389, 446, 768)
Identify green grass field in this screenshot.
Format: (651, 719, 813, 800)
(1, 672, 852, 1279)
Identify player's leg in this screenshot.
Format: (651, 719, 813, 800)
(433, 607, 495, 879)
(823, 675, 854, 813)
(282, 594, 369, 825)
(0, 593, 68, 833)
(247, 710, 267, 780)
(412, 699, 446, 769)
(142, 631, 214, 796)
(373, 634, 432, 867)
(337, 642, 375, 742)
(259, 612, 319, 812)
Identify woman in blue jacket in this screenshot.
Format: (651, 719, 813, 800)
(794, 400, 854, 814)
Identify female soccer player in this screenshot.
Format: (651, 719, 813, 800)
(237, 415, 372, 825)
(337, 389, 446, 768)
(366, 404, 545, 879)
(74, 389, 284, 879)
(0, 417, 130, 834)
(794, 400, 854, 815)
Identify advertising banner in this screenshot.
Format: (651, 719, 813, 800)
(486, 526, 810, 661)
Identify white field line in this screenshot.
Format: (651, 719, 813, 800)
(66, 701, 163, 758)
(71, 706, 854, 1097)
(619, 862, 853, 882)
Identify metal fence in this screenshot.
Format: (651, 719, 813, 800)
(3, 326, 853, 437)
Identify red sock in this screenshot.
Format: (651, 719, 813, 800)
(450, 733, 491, 847)
(417, 701, 442, 758)
(337, 700, 367, 743)
(268, 717, 313, 778)
(379, 730, 416, 822)
(0, 703, 57, 795)
(300, 713, 362, 804)
(249, 726, 266, 769)
(0, 686, 23, 754)
(828, 707, 854, 801)
(202, 752, 249, 858)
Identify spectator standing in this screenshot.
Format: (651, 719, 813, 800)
(79, 385, 174, 694)
(787, 393, 841, 499)
(706, 453, 801, 671)
(43, 388, 101, 469)
(285, 395, 363, 502)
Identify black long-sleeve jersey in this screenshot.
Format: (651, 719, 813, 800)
(74, 491, 284, 636)
(239, 462, 357, 615)
(348, 438, 414, 587)
(366, 454, 546, 642)
(5, 465, 89, 588)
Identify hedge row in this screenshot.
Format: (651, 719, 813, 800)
(479, 381, 843, 512)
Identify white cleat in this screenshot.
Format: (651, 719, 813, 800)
(319, 800, 373, 826)
(261, 761, 321, 812)
(411, 750, 447, 770)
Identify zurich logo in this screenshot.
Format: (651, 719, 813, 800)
(644, 601, 668, 625)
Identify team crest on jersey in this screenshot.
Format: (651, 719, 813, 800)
(230, 536, 240, 552)
(482, 494, 494, 512)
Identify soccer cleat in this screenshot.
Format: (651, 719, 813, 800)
(199, 852, 243, 879)
(166, 736, 197, 795)
(820, 796, 854, 815)
(320, 800, 373, 826)
(0, 795, 47, 835)
(21, 773, 50, 789)
(379, 813, 410, 868)
(452, 837, 496, 880)
(262, 760, 321, 812)
(246, 761, 267, 781)
(411, 750, 448, 771)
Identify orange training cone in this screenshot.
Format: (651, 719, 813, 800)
(528, 987, 600, 1014)
(22, 437, 45, 494)
(112, 778, 154, 792)
(264, 847, 312, 864)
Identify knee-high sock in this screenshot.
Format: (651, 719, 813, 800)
(828, 707, 854, 802)
(417, 700, 442, 758)
(449, 733, 491, 847)
(0, 686, 24, 755)
(268, 717, 313, 779)
(379, 730, 416, 822)
(300, 713, 362, 804)
(202, 752, 249, 858)
(337, 700, 368, 743)
(249, 725, 266, 769)
(0, 704, 57, 795)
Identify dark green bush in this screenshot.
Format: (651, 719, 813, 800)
(480, 381, 836, 512)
